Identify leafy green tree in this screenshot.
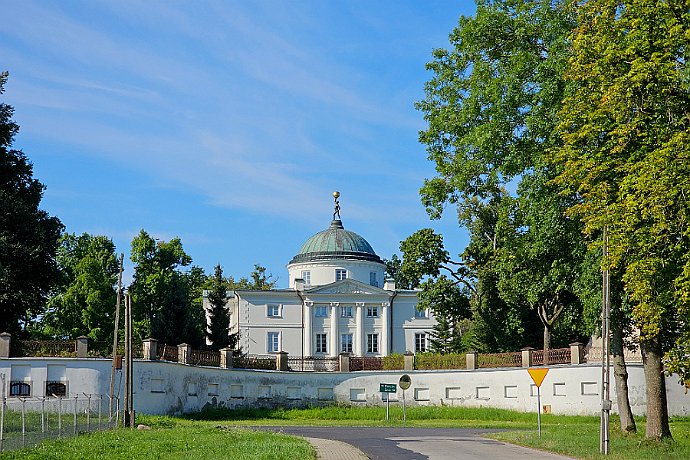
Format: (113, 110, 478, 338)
(382, 254, 418, 289)
(206, 264, 235, 351)
(156, 267, 205, 348)
(419, 276, 471, 353)
(41, 233, 119, 343)
(0, 72, 63, 335)
(554, 0, 690, 439)
(129, 230, 200, 344)
(495, 172, 588, 352)
(233, 264, 276, 291)
(415, 0, 584, 352)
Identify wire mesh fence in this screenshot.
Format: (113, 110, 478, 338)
(0, 393, 118, 453)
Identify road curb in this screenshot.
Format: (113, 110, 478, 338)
(304, 436, 369, 460)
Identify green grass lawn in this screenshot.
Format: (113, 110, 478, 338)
(0, 420, 315, 460)
(2, 405, 689, 459)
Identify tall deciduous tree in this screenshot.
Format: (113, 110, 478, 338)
(41, 233, 119, 344)
(414, 0, 584, 352)
(495, 172, 588, 352)
(554, 0, 690, 439)
(0, 72, 63, 335)
(129, 230, 205, 345)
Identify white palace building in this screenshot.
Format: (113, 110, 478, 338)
(208, 192, 436, 358)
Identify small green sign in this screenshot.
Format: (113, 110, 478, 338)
(380, 383, 397, 393)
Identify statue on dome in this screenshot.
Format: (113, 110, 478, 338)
(333, 191, 341, 220)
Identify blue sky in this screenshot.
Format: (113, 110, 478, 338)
(2, 1, 475, 286)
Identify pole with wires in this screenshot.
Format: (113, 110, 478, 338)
(600, 227, 611, 454)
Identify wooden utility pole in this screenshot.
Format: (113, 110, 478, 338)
(108, 254, 124, 420)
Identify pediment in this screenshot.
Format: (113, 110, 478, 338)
(305, 279, 389, 295)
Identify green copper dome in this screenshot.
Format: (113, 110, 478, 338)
(289, 220, 382, 264)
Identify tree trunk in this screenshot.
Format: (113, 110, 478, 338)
(543, 325, 551, 364)
(640, 336, 672, 440)
(611, 324, 636, 433)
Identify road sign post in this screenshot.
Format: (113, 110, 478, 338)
(380, 383, 396, 421)
(399, 375, 411, 422)
(528, 368, 549, 437)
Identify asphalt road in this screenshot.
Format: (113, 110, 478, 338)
(258, 426, 573, 460)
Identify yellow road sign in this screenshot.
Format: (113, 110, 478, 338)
(528, 368, 549, 388)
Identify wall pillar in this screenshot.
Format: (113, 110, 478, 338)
(522, 347, 534, 367)
(276, 351, 289, 371)
(403, 351, 415, 371)
(339, 353, 350, 373)
(330, 303, 339, 357)
(220, 347, 234, 369)
(570, 342, 584, 365)
(466, 351, 478, 370)
(76, 336, 88, 358)
(178, 343, 191, 364)
(0, 332, 10, 358)
(142, 338, 158, 360)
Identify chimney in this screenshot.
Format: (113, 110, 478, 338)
(295, 278, 305, 292)
(383, 278, 396, 291)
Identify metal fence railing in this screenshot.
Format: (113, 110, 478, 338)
(532, 347, 571, 366)
(188, 349, 221, 367)
(0, 392, 118, 453)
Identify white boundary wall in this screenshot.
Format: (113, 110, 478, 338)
(2, 358, 689, 416)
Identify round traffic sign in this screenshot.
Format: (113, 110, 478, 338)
(399, 374, 411, 390)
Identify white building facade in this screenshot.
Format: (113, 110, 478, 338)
(209, 197, 435, 357)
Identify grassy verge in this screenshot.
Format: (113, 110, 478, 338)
(3, 406, 689, 459)
(0, 418, 315, 460)
(182, 406, 690, 459)
(490, 416, 690, 460)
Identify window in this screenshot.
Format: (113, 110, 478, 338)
(414, 308, 428, 319)
(46, 381, 67, 397)
(267, 304, 281, 317)
(366, 306, 379, 317)
(9, 381, 31, 397)
(367, 334, 379, 353)
(301, 270, 311, 285)
(370, 272, 378, 287)
(414, 333, 427, 353)
(267, 332, 280, 353)
(341, 334, 353, 353)
(315, 306, 328, 317)
(335, 269, 347, 281)
(316, 334, 327, 353)
(341, 306, 353, 318)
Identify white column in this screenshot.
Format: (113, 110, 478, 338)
(381, 302, 389, 356)
(303, 301, 313, 357)
(356, 302, 364, 356)
(330, 302, 339, 357)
